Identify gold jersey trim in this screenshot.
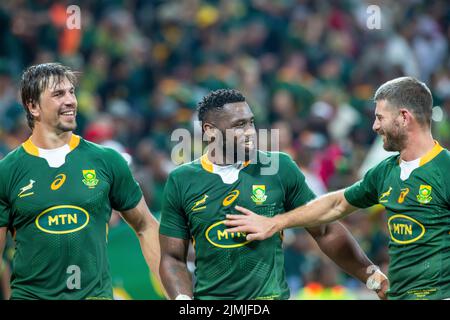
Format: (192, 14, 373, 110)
(22, 134, 81, 156)
(419, 141, 444, 166)
(200, 154, 251, 173)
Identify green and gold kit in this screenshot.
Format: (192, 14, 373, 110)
(345, 142, 450, 300)
(0, 134, 142, 299)
(160, 151, 315, 300)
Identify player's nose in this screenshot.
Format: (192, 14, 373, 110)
(64, 93, 77, 108)
(372, 119, 380, 132)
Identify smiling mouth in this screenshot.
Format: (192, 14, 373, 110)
(60, 110, 76, 117)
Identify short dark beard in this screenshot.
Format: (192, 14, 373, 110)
(56, 121, 77, 134)
(382, 119, 407, 152)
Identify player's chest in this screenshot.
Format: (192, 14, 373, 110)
(378, 168, 446, 212)
(183, 176, 285, 225)
(10, 160, 110, 221)
(378, 169, 448, 244)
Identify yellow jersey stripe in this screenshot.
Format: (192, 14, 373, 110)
(200, 154, 251, 172)
(200, 154, 214, 173)
(22, 138, 39, 156)
(419, 141, 444, 166)
(68, 134, 81, 150)
(22, 134, 81, 156)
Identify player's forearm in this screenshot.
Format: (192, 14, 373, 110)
(138, 230, 164, 291)
(0, 260, 11, 299)
(312, 222, 374, 283)
(0, 227, 6, 263)
(160, 255, 193, 299)
(275, 190, 353, 231)
(135, 213, 170, 298)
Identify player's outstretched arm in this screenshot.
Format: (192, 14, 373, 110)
(225, 189, 357, 241)
(120, 196, 166, 297)
(0, 227, 5, 264)
(306, 223, 389, 300)
(0, 227, 10, 299)
(159, 235, 193, 300)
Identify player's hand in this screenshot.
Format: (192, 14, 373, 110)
(366, 267, 389, 300)
(376, 276, 389, 300)
(224, 206, 278, 241)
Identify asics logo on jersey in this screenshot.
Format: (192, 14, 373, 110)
(398, 188, 409, 204)
(192, 194, 208, 212)
(379, 186, 392, 203)
(51, 174, 67, 190)
(222, 190, 240, 206)
(18, 179, 35, 198)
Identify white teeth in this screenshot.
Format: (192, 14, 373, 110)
(61, 111, 74, 116)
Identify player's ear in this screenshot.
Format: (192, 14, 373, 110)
(399, 108, 412, 126)
(203, 122, 217, 140)
(27, 101, 40, 118)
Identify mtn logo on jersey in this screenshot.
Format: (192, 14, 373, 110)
(206, 220, 250, 248)
(35, 205, 90, 234)
(417, 185, 432, 204)
(82, 170, 99, 188)
(18, 179, 35, 198)
(388, 214, 425, 244)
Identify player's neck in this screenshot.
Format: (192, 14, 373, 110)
(399, 130, 435, 162)
(29, 126, 73, 149)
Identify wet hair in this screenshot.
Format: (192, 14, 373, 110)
(20, 62, 78, 129)
(197, 89, 246, 123)
(374, 77, 433, 127)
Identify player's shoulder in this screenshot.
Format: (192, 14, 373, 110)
(437, 147, 450, 161)
(0, 144, 27, 171)
(168, 158, 203, 180)
(434, 147, 450, 169)
(78, 138, 124, 160)
(255, 150, 293, 164)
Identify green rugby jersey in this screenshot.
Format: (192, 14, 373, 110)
(0, 134, 142, 299)
(345, 142, 450, 300)
(160, 151, 315, 300)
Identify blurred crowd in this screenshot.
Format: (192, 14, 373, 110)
(1, 0, 450, 299)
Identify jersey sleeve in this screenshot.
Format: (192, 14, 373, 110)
(106, 148, 143, 211)
(0, 168, 10, 227)
(278, 153, 316, 211)
(344, 165, 381, 208)
(0, 198, 9, 227)
(159, 173, 190, 239)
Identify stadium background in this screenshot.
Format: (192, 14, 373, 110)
(0, 0, 449, 300)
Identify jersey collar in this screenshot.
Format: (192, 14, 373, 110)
(419, 141, 444, 166)
(22, 134, 81, 156)
(200, 154, 251, 173)
(398, 140, 444, 167)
